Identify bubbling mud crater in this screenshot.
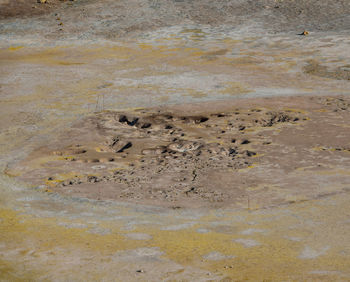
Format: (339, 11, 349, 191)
(10, 96, 350, 209)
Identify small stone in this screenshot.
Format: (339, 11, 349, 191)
(299, 30, 309, 36)
(246, 150, 257, 157)
(136, 269, 145, 273)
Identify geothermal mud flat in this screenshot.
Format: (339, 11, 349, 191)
(12, 96, 350, 210)
(1, 0, 350, 281)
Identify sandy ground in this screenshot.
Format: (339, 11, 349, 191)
(0, 0, 350, 281)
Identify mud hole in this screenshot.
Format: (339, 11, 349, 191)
(11, 96, 350, 209)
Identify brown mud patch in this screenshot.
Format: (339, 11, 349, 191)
(10, 95, 350, 209)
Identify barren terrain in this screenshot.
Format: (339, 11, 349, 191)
(1, 0, 350, 281)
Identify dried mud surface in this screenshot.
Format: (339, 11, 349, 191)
(12, 95, 350, 209)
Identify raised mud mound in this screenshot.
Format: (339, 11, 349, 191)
(9, 96, 350, 208)
(54, 110, 301, 198)
(12, 105, 307, 207)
